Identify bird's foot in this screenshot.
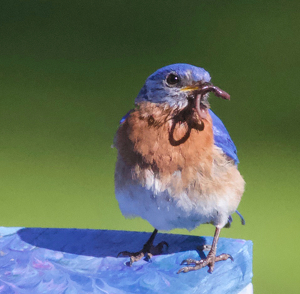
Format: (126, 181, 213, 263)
(177, 253, 233, 274)
(118, 241, 168, 266)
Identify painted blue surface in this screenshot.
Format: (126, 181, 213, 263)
(0, 228, 252, 294)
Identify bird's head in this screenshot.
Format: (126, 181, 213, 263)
(135, 63, 230, 121)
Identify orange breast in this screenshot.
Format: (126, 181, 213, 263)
(115, 102, 214, 188)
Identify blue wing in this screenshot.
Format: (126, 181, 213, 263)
(119, 110, 133, 124)
(209, 109, 239, 165)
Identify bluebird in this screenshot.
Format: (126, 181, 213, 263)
(114, 63, 245, 273)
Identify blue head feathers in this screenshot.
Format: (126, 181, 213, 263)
(135, 63, 211, 108)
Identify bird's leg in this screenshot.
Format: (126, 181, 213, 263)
(178, 227, 233, 274)
(117, 229, 168, 266)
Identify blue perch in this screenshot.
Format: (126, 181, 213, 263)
(0, 227, 252, 293)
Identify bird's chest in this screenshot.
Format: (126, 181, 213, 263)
(115, 103, 214, 191)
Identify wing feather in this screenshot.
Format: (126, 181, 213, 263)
(209, 109, 239, 165)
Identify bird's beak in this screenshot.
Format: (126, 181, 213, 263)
(180, 85, 201, 92)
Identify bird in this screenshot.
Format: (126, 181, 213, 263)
(114, 63, 245, 273)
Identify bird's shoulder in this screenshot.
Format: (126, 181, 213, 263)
(209, 109, 239, 165)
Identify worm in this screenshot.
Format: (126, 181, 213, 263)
(195, 84, 230, 121)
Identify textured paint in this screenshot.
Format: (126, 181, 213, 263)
(0, 228, 252, 294)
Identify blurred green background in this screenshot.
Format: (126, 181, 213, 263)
(1, 0, 299, 292)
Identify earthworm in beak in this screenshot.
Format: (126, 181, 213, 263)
(195, 84, 230, 121)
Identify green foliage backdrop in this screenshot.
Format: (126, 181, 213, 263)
(1, 1, 299, 292)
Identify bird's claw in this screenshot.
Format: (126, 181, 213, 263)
(117, 251, 145, 266)
(219, 253, 234, 262)
(117, 251, 133, 258)
(117, 241, 168, 266)
(180, 258, 204, 265)
(177, 253, 233, 274)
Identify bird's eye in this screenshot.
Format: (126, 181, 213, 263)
(166, 73, 180, 86)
